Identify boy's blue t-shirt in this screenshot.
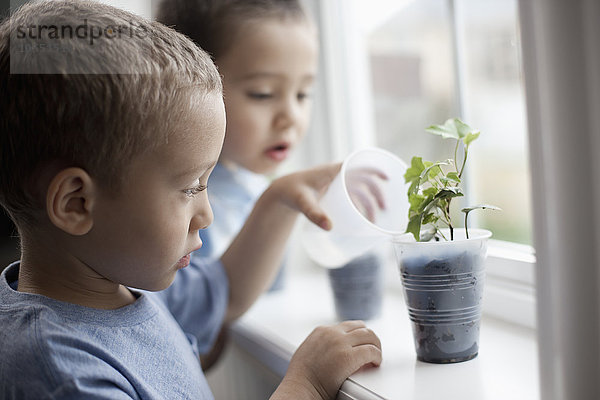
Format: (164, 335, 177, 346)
(0, 256, 229, 399)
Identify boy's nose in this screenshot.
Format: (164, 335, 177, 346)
(274, 96, 304, 131)
(189, 198, 213, 232)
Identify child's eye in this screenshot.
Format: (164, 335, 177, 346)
(247, 92, 273, 100)
(297, 91, 311, 101)
(183, 183, 207, 197)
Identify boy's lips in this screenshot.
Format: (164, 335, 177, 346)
(176, 244, 202, 269)
(176, 254, 191, 269)
(265, 142, 291, 162)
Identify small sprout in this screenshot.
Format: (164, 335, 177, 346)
(461, 205, 502, 239)
(404, 118, 499, 241)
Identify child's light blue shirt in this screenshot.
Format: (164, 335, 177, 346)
(0, 257, 229, 399)
(199, 162, 269, 259)
(199, 163, 286, 290)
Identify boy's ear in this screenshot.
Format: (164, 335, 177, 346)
(46, 167, 96, 235)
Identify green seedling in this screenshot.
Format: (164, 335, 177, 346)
(404, 118, 500, 241)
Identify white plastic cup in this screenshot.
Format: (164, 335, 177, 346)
(302, 147, 409, 267)
(393, 228, 492, 363)
(328, 251, 384, 320)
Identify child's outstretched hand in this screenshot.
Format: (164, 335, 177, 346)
(345, 167, 388, 223)
(268, 163, 388, 229)
(222, 163, 386, 322)
(271, 320, 382, 400)
(268, 163, 343, 231)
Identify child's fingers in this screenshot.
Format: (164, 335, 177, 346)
(349, 343, 383, 370)
(300, 198, 332, 231)
(346, 168, 387, 210)
(348, 190, 376, 222)
(360, 176, 386, 210)
(347, 327, 382, 350)
(311, 213, 332, 231)
(349, 167, 388, 181)
(339, 320, 367, 331)
(312, 162, 342, 191)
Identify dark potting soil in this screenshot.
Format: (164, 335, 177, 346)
(412, 321, 480, 363)
(400, 251, 485, 363)
(401, 250, 483, 275)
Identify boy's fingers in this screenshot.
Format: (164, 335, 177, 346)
(349, 189, 376, 222)
(352, 343, 383, 368)
(314, 162, 342, 189)
(362, 178, 386, 210)
(339, 320, 366, 332)
(347, 167, 388, 181)
(347, 327, 382, 350)
(347, 170, 387, 211)
(293, 185, 332, 230)
(304, 204, 332, 231)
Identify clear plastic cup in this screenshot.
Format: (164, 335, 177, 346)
(302, 147, 409, 268)
(328, 252, 383, 320)
(393, 228, 491, 363)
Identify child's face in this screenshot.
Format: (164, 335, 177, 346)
(217, 19, 318, 174)
(83, 93, 226, 291)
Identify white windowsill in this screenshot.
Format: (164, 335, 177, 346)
(230, 256, 539, 400)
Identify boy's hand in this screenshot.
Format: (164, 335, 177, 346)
(270, 163, 388, 229)
(269, 163, 342, 231)
(346, 167, 388, 223)
(273, 320, 382, 400)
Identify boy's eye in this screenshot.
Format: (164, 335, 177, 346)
(297, 91, 311, 101)
(183, 183, 207, 197)
(247, 92, 273, 100)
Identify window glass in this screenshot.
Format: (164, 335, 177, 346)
(357, 0, 532, 244)
(456, 0, 531, 244)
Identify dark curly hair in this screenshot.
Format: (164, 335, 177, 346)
(156, 0, 310, 61)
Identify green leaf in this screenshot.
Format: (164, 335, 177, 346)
(461, 204, 501, 213)
(463, 131, 480, 147)
(418, 194, 436, 214)
(404, 156, 425, 185)
(446, 172, 460, 182)
(461, 204, 501, 239)
(454, 118, 473, 138)
(406, 214, 422, 241)
(434, 187, 463, 200)
(408, 193, 425, 212)
(427, 118, 480, 143)
(422, 161, 447, 181)
(425, 119, 460, 140)
(420, 188, 463, 216)
(440, 176, 459, 186)
(422, 212, 437, 225)
(422, 187, 438, 197)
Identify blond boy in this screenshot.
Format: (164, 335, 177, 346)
(0, 1, 381, 399)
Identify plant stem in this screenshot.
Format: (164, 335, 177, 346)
(464, 211, 470, 239)
(458, 147, 468, 179)
(446, 200, 454, 240)
(438, 229, 448, 241)
(454, 140, 460, 175)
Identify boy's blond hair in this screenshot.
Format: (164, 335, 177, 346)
(0, 0, 222, 231)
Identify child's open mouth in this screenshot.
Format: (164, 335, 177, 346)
(265, 143, 290, 161)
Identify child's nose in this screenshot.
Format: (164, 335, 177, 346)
(189, 197, 213, 232)
(274, 95, 304, 131)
